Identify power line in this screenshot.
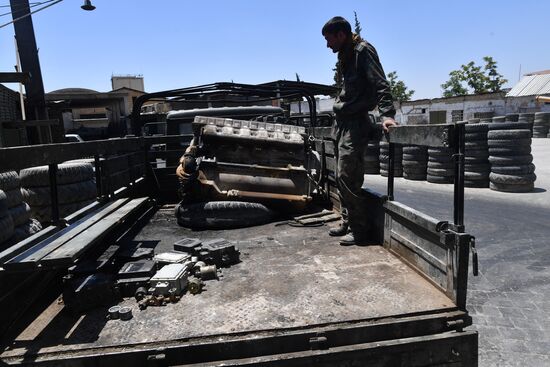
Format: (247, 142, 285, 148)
(0, 0, 62, 29)
(0, 0, 55, 17)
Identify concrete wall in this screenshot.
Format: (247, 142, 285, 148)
(111, 76, 145, 92)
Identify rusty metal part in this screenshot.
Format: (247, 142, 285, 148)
(187, 277, 203, 295)
(107, 306, 121, 320)
(118, 307, 133, 321)
(134, 287, 147, 301)
(196, 265, 218, 281)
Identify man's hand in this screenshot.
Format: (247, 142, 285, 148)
(382, 118, 397, 132)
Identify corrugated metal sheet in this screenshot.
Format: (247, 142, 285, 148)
(507, 74, 550, 97)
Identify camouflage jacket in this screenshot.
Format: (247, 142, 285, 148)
(333, 41, 396, 121)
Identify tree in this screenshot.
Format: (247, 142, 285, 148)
(387, 71, 415, 102)
(441, 57, 507, 97)
(354, 11, 362, 36)
(333, 11, 363, 89)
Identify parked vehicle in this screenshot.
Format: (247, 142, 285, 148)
(0, 83, 478, 366)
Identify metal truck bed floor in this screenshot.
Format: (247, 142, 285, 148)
(2, 205, 454, 359)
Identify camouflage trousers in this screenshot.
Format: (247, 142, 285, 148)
(333, 118, 370, 236)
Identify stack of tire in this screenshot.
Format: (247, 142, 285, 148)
(492, 116, 506, 123)
(379, 141, 403, 177)
(488, 122, 536, 193)
(533, 112, 549, 138)
(0, 171, 42, 247)
(20, 162, 97, 223)
(402, 146, 428, 181)
(464, 123, 490, 188)
(505, 114, 519, 122)
(518, 113, 534, 134)
(363, 139, 380, 174)
(427, 147, 454, 184)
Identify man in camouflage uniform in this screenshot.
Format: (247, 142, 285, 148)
(322, 16, 397, 245)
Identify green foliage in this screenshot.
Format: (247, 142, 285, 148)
(441, 57, 507, 97)
(354, 11, 362, 36)
(333, 11, 362, 88)
(387, 71, 415, 102)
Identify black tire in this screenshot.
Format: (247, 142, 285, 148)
(487, 122, 532, 131)
(20, 162, 94, 187)
(489, 155, 533, 166)
(22, 180, 97, 206)
(403, 166, 427, 175)
(465, 149, 489, 158)
(30, 199, 95, 223)
(0, 214, 15, 244)
(379, 163, 403, 170)
(0, 171, 20, 191)
(427, 168, 454, 177)
(465, 171, 489, 180)
(465, 123, 489, 132)
(465, 141, 489, 149)
(465, 156, 489, 164)
(489, 182, 534, 193)
(9, 202, 31, 227)
(465, 132, 487, 141)
(487, 138, 531, 147)
(12, 218, 42, 243)
(427, 149, 452, 157)
(491, 164, 535, 175)
(380, 170, 403, 177)
(402, 153, 427, 161)
(403, 172, 426, 181)
(488, 146, 532, 156)
(427, 175, 453, 184)
(489, 172, 536, 185)
(403, 146, 427, 155)
(0, 190, 7, 217)
(465, 164, 491, 173)
(176, 201, 275, 230)
(5, 188, 23, 209)
(465, 179, 489, 188)
(428, 161, 454, 169)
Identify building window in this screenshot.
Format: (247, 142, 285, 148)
(473, 112, 494, 119)
(429, 111, 447, 124)
(451, 110, 464, 122)
(421, 108, 426, 114)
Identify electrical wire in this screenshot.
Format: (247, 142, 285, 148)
(0, 0, 54, 17)
(0, 0, 62, 29)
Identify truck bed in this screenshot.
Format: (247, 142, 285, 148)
(2, 204, 455, 361)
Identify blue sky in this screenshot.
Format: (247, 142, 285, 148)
(1, 0, 549, 99)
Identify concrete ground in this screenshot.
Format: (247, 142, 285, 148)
(364, 139, 550, 366)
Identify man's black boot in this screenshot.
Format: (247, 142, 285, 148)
(329, 222, 348, 237)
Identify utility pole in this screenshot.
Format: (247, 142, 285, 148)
(10, 0, 49, 143)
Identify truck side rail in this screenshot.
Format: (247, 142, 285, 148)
(384, 122, 477, 310)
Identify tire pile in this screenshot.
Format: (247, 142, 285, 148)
(533, 112, 549, 138)
(379, 141, 403, 177)
(492, 116, 506, 123)
(505, 114, 519, 122)
(0, 171, 42, 249)
(464, 123, 490, 188)
(363, 139, 380, 174)
(402, 146, 428, 181)
(518, 113, 534, 134)
(20, 162, 97, 223)
(427, 147, 454, 184)
(488, 122, 536, 193)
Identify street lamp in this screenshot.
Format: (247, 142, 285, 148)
(81, 0, 96, 11)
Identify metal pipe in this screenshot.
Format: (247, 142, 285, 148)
(453, 123, 465, 230)
(387, 140, 395, 201)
